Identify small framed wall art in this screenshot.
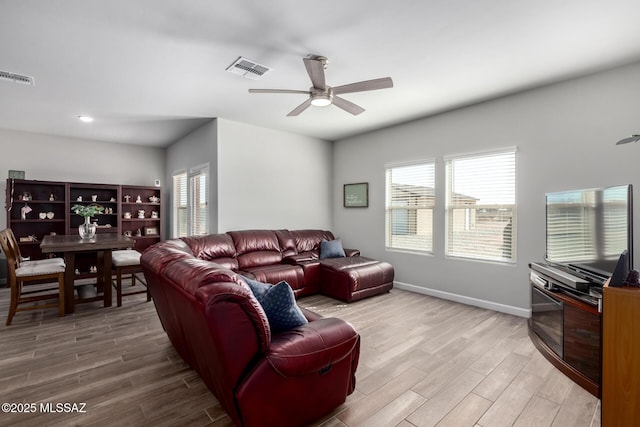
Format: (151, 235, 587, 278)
(344, 182, 368, 208)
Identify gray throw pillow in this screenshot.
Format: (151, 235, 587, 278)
(319, 238, 346, 259)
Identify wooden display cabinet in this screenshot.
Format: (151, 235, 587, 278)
(5, 179, 162, 267)
(67, 182, 120, 236)
(120, 185, 161, 252)
(5, 179, 67, 260)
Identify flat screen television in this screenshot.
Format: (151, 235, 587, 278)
(545, 184, 633, 286)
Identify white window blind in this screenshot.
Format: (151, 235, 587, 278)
(173, 172, 188, 238)
(189, 164, 209, 236)
(385, 161, 435, 252)
(446, 149, 516, 262)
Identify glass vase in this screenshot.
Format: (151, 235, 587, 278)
(78, 216, 97, 239)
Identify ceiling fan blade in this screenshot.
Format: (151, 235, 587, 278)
(249, 89, 310, 95)
(332, 96, 365, 115)
(616, 134, 640, 145)
(287, 98, 312, 116)
(303, 57, 326, 90)
(332, 77, 394, 95)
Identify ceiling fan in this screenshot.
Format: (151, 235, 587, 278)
(249, 55, 393, 116)
(616, 134, 640, 145)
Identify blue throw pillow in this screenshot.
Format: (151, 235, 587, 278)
(319, 238, 346, 259)
(243, 276, 271, 300)
(243, 278, 308, 332)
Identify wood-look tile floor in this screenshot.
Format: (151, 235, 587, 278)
(0, 286, 601, 426)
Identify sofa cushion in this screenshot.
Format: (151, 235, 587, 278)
(142, 239, 194, 275)
(241, 264, 306, 290)
(165, 258, 244, 295)
(267, 317, 360, 376)
(292, 230, 335, 253)
(243, 278, 308, 333)
(275, 229, 297, 257)
(320, 239, 346, 259)
(182, 234, 239, 270)
(229, 230, 283, 269)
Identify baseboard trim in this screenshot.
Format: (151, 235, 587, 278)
(394, 281, 531, 318)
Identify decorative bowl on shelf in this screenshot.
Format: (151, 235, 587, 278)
(149, 196, 160, 203)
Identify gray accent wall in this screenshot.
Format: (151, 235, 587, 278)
(332, 61, 640, 314)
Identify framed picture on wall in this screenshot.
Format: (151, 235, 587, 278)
(344, 182, 368, 208)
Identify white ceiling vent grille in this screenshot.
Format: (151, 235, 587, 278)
(0, 70, 35, 86)
(226, 57, 271, 80)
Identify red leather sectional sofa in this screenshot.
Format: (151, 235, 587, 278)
(181, 229, 394, 302)
(140, 229, 393, 427)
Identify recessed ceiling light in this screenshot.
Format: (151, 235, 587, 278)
(77, 115, 94, 123)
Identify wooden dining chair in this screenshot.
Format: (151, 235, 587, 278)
(111, 249, 150, 307)
(0, 228, 66, 325)
(5, 228, 62, 266)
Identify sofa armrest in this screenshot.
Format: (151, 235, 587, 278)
(344, 248, 360, 257)
(266, 317, 359, 377)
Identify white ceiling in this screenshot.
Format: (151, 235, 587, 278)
(2, 0, 640, 147)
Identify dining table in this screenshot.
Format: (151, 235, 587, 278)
(40, 233, 135, 314)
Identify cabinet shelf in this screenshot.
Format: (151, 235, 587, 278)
(123, 202, 161, 206)
(12, 219, 66, 223)
(13, 199, 65, 204)
(70, 200, 118, 205)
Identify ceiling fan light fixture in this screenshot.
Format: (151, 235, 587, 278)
(311, 94, 332, 107)
(248, 55, 393, 116)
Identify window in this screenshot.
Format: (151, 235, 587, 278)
(385, 161, 435, 253)
(173, 171, 188, 238)
(446, 149, 516, 262)
(189, 164, 209, 236)
(172, 163, 209, 238)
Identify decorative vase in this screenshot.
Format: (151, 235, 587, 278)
(78, 216, 96, 239)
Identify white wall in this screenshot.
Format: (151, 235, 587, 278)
(332, 61, 640, 315)
(0, 128, 165, 230)
(217, 118, 333, 232)
(165, 119, 218, 234)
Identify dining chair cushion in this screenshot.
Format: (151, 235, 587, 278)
(23, 258, 65, 268)
(112, 249, 142, 267)
(16, 262, 66, 277)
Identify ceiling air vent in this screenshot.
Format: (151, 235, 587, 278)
(226, 57, 271, 80)
(0, 70, 35, 86)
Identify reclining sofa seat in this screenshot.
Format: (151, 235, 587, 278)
(141, 236, 361, 427)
